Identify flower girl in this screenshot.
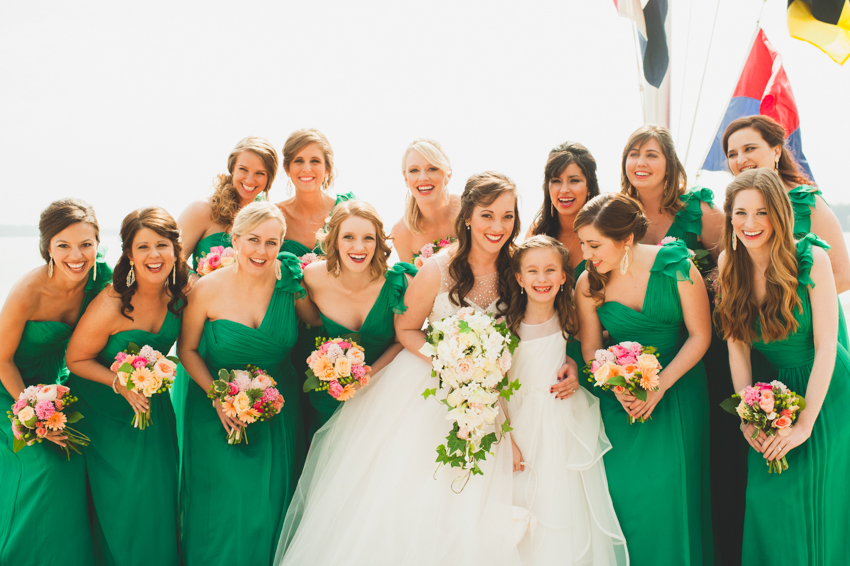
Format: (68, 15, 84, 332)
(505, 236, 628, 565)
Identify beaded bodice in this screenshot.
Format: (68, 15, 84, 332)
(427, 252, 501, 322)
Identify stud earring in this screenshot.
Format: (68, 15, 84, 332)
(732, 231, 737, 251)
(126, 260, 136, 287)
(619, 245, 630, 275)
(47, 256, 54, 278)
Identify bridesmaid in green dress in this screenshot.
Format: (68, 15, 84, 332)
(175, 136, 280, 452)
(300, 201, 416, 437)
(714, 169, 850, 564)
(0, 199, 108, 564)
(66, 207, 189, 566)
(178, 202, 319, 566)
(390, 138, 460, 263)
(576, 193, 714, 565)
(274, 128, 355, 441)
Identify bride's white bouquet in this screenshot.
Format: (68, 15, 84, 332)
(420, 307, 520, 484)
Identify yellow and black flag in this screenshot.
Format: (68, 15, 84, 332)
(788, 0, 850, 64)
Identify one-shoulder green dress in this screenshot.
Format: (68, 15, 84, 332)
(592, 240, 713, 565)
(279, 192, 356, 441)
(68, 307, 182, 566)
(180, 253, 305, 566)
(743, 235, 850, 564)
(0, 255, 110, 564)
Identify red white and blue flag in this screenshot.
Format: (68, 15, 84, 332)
(614, 0, 669, 88)
(701, 29, 813, 179)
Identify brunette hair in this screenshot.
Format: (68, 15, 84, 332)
(38, 198, 100, 263)
(319, 201, 391, 279)
(449, 172, 520, 313)
(113, 207, 189, 321)
(713, 169, 801, 343)
(210, 137, 279, 229)
(573, 193, 649, 305)
(530, 142, 600, 238)
(722, 115, 812, 188)
(282, 128, 336, 190)
(505, 235, 577, 338)
(401, 138, 452, 234)
(620, 124, 687, 217)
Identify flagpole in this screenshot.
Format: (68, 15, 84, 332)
(683, 0, 722, 168)
(631, 22, 647, 124)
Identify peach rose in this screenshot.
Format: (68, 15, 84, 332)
(593, 361, 622, 386)
(153, 358, 177, 380)
(117, 371, 130, 387)
(456, 359, 475, 381)
(334, 357, 352, 378)
(232, 391, 252, 414)
(345, 347, 366, 366)
(773, 415, 792, 430)
(758, 390, 775, 414)
(621, 363, 639, 381)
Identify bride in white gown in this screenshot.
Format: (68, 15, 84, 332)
(276, 172, 528, 565)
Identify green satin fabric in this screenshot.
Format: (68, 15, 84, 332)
(743, 235, 850, 564)
(180, 252, 304, 566)
(0, 256, 110, 564)
(69, 310, 182, 566)
(592, 240, 714, 565)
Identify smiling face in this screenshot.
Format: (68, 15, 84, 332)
(549, 162, 588, 218)
(404, 150, 451, 204)
(232, 218, 283, 276)
(48, 222, 98, 282)
(726, 127, 782, 176)
(336, 215, 377, 275)
(625, 137, 666, 192)
(516, 247, 567, 306)
(287, 143, 328, 193)
(231, 151, 270, 204)
(577, 224, 631, 275)
(731, 188, 774, 251)
(128, 227, 176, 286)
(467, 192, 516, 255)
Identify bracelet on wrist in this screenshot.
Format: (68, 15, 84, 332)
(112, 373, 120, 394)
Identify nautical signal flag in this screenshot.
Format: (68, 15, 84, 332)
(788, 0, 850, 65)
(613, 0, 669, 88)
(701, 29, 813, 180)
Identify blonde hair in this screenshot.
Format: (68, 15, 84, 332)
(232, 201, 287, 242)
(620, 124, 687, 217)
(713, 169, 801, 343)
(319, 201, 391, 278)
(210, 137, 279, 229)
(282, 128, 336, 190)
(401, 138, 452, 234)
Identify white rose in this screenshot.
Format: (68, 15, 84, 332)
(419, 342, 437, 358)
(17, 406, 35, 424)
(36, 384, 58, 402)
(446, 389, 465, 408)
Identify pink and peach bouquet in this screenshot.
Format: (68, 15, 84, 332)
(7, 383, 89, 459)
(207, 365, 283, 444)
(111, 342, 179, 430)
(197, 245, 237, 276)
(721, 380, 806, 474)
(302, 335, 370, 402)
(584, 341, 662, 424)
(411, 236, 456, 269)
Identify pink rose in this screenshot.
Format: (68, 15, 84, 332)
(36, 427, 48, 438)
(12, 398, 27, 415)
(320, 343, 331, 354)
(222, 247, 236, 258)
(346, 347, 366, 366)
(253, 401, 264, 411)
(629, 343, 642, 357)
(12, 424, 22, 440)
(55, 400, 64, 410)
(110, 361, 121, 372)
(609, 345, 628, 359)
(419, 243, 434, 259)
(115, 352, 127, 363)
(617, 355, 636, 365)
(358, 374, 370, 386)
(498, 351, 512, 373)
(457, 426, 470, 440)
(613, 385, 626, 395)
(273, 397, 284, 412)
(207, 254, 221, 269)
(438, 239, 450, 247)
(780, 409, 792, 418)
(228, 382, 239, 396)
(590, 360, 601, 374)
(210, 246, 225, 255)
(773, 415, 792, 430)
(337, 341, 351, 349)
(456, 359, 475, 381)
(758, 390, 775, 414)
(132, 357, 148, 370)
(56, 385, 69, 398)
(328, 381, 343, 399)
(35, 400, 55, 420)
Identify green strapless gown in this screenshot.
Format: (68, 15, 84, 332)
(743, 235, 850, 564)
(180, 252, 305, 566)
(0, 254, 110, 564)
(788, 184, 848, 349)
(68, 306, 182, 566)
(566, 259, 586, 368)
(593, 240, 713, 565)
(279, 192, 356, 441)
(311, 262, 416, 436)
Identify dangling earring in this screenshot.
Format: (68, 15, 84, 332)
(774, 157, 779, 172)
(551, 201, 555, 216)
(233, 252, 239, 273)
(619, 245, 630, 275)
(287, 178, 293, 197)
(92, 260, 96, 281)
(126, 261, 136, 287)
(274, 259, 282, 281)
(47, 256, 54, 278)
(331, 260, 341, 277)
(520, 287, 524, 295)
(732, 231, 738, 251)
(465, 222, 470, 230)
(560, 284, 564, 293)
(172, 264, 177, 285)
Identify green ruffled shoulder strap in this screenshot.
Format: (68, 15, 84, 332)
(795, 233, 830, 289)
(276, 251, 306, 299)
(670, 186, 714, 239)
(335, 191, 357, 205)
(83, 244, 113, 310)
(384, 261, 418, 314)
(788, 185, 823, 237)
(650, 239, 694, 283)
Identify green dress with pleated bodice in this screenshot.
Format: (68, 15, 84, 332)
(69, 306, 182, 566)
(742, 235, 850, 564)
(0, 255, 110, 565)
(180, 252, 305, 566)
(592, 240, 713, 565)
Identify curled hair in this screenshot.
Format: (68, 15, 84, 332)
(232, 201, 287, 242)
(112, 207, 189, 321)
(282, 128, 336, 190)
(319, 200, 391, 279)
(573, 193, 649, 305)
(449, 172, 520, 313)
(722, 115, 812, 187)
(401, 138, 452, 234)
(38, 198, 100, 263)
(505, 235, 577, 338)
(210, 137, 279, 229)
(531, 141, 600, 238)
(713, 169, 801, 343)
(620, 124, 687, 217)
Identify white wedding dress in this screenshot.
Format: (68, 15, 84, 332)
(509, 316, 628, 565)
(275, 253, 520, 566)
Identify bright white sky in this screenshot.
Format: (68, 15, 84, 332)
(1, 0, 847, 232)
